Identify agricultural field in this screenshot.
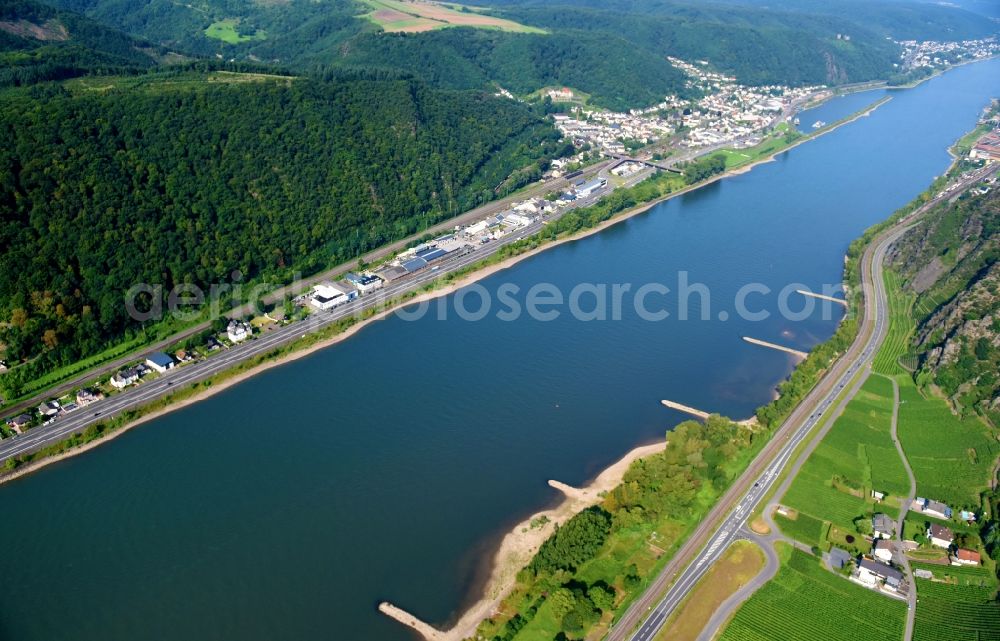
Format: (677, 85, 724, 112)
(780, 375, 908, 535)
(204, 19, 266, 44)
(912, 567, 1000, 641)
(872, 270, 916, 376)
(897, 377, 998, 507)
(359, 0, 545, 33)
(719, 545, 906, 641)
(773, 512, 826, 548)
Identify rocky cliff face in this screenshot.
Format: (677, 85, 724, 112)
(887, 185, 1000, 418)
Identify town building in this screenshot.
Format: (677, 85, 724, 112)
(872, 513, 895, 540)
(345, 273, 384, 295)
(971, 133, 1000, 162)
(375, 265, 408, 283)
(227, 319, 252, 344)
(110, 366, 142, 389)
(928, 523, 955, 548)
(575, 177, 607, 199)
(951, 548, 981, 566)
(310, 282, 357, 311)
(37, 401, 60, 418)
(872, 539, 895, 563)
(145, 352, 175, 374)
(828, 547, 852, 570)
(76, 389, 103, 406)
(855, 558, 904, 592)
(7, 413, 31, 433)
(912, 497, 953, 520)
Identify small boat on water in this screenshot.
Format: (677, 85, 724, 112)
(793, 117, 800, 125)
(812, 120, 826, 129)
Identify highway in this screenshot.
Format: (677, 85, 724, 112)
(0, 168, 651, 463)
(608, 164, 997, 641)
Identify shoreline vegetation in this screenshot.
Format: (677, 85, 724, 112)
(0, 89, 893, 486)
(0, 89, 910, 641)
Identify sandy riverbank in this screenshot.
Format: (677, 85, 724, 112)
(380, 440, 668, 641)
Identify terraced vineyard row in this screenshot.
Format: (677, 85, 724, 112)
(872, 270, 915, 376)
(719, 548, 906, 641)
(913, 579, 1000, 641)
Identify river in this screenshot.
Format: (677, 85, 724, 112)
(0, 58, 997, 641)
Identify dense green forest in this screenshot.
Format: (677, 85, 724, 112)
(39, 0, 998, 106)
(0, 69, 565, 397)
(331, 28, 695, 111)
(476, 0, 904, 87)
(0, 0, 166, 86)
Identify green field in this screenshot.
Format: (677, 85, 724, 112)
(780, 375, 908, 534)
(717, 124, 798, 170)
(719, 546, 907, 641)
(912, 568, 1000, 641)
(773, 512, 826, 548)
(897, 377, 998, 507)
(204, 19, 266, 44)
(872, 270, 916, 375)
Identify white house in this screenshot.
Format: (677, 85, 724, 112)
(345, 273, 384, 295)
(929, 523, 955, 549)
(855, 558, 903, 592)
(76, 389, 103, 405)
(145, 352, 175, 374)
(37, 401, 60, 418)
(227, 319, 252, 343)
(912, 497, 953, 520)
(872, 539, 894, 563)
(110, 367, 141, 389)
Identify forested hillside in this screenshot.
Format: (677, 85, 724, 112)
(332, 28, 695, 111)
(0, 0, 167, 86)
(0, 69, 565, 396)
(887, 184, 1000, 422)
(40, 0, 998, 107)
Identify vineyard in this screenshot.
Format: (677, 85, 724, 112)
(912, 578, 1000, 641)
(719, 547, 906, 641)
(872, 271, 916, 376)
(773, 512, 826, 548)
(780, 375, 908, 533)
(897, 378, 998, 507)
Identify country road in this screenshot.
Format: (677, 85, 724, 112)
(606, 165, 997, 641)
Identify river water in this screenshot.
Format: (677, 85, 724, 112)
(0, 58, 997, 641)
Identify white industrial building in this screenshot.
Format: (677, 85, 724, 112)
(310, 281, 357, 310)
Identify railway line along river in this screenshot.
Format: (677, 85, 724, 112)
(1, 58, 997, 641)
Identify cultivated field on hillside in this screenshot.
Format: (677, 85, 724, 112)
(360, 0, 544, 33)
